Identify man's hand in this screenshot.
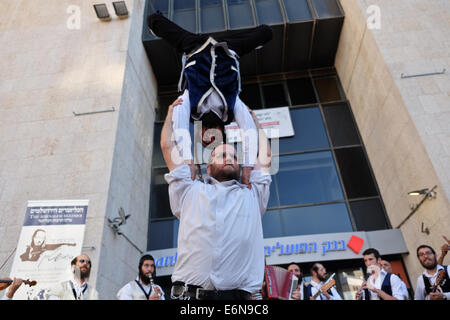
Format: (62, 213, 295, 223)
(6, 278, 23, 299)
(429, 292, 446, 300)
(291, 285, 301, 300)
(321, 289, 332, 300)
(149, 286, 163, 300)
(441, 236, 449, 255)
(355, 281, 367, 300)
(241, 167, 253, 188)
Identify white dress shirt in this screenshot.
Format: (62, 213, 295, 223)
(46, 277, 95, 300)
(116, 277, 165, 300)
(309, 279, 342, 300)
(414, 264, 450, 300)
(364, 268, 405, 300)
(165, 165, 271, 293)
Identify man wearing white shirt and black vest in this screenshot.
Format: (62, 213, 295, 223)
(161, 99, 272, 300)
(414, 245, 450, 300)
(305, 263, 342, 300)
(380, 259, 409, 300)
(117, 254, 164, 300)
(355, 248, 405, 300)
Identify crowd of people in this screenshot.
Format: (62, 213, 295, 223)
(1, 241, 448, 300)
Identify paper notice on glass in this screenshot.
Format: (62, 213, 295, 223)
(8, 200, 88, 300)
(225, 106, 294, 143)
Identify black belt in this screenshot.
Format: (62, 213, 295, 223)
(172, 281, 251, 300)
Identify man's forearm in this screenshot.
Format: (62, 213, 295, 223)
(161, 99, 182, 171)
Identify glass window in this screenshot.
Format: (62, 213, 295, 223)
(278, 107, 329, 154)
(275, 152, 344, 206)
(201, 0, 225, 33)
(151, 0, 169, 13)
(239, 83, 262, 109)
(173, 0, 196, 32)
(262, 83, 288, 108)
(314, 77, 343, 102)
(334, 147, 378, 199)
(254, 0, 283, 25)
(227, 0, 254, 29)
(262, 203, 352, 237)
(157, 93, 179, 121)
(283, 0, 312, 21)
(350, 199, 389, 231)
(174, 0, 196, 10)
(150, 167, 171, 219)
(152, 122, 165, 167)
(268, 176, 280, 208)
(311, 0, 342, 19)
(262, 209, 284, 238)
(287, 78, 317, 105)
(323, 103, 360, 147)
(148, 219, 179, 250)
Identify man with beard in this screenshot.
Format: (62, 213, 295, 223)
(161, 99, 272, 300)
(355, 248, 404, 300)
(414, 245, 450, 300)
(287, 263, 307, 300)
(305, 263, 342, 300)
(46, 254, 98, 300)
(116, 254, 164, 300)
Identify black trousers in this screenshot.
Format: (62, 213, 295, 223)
(147, 12, 273, 57)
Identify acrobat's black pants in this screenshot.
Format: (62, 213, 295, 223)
(147, 12, 273, 57)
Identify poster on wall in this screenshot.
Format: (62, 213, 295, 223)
(8, 199, 88, 300)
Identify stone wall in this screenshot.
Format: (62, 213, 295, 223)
(0, 0, 153, 299)
(335, 0, 450, 287)
(97, 0, 158, 299)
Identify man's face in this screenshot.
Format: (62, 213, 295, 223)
(288, 264, 302, 279)
(363, 253, 380, 268)
(417, 248, 437, 270)
(380, 260, 392, 273)
(207, 144, 240, 182)
(33, 231, 46, 246)
(75, 254, 91, 278)
(141, 260, 155, 278)
(315, 264, 327, 282)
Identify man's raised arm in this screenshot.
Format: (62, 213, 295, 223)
(161, 98, 183, 172)
(247, 108, 271, 173)
(161, 99, 197, 178)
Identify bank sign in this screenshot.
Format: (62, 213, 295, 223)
(146, 230, 408, 276)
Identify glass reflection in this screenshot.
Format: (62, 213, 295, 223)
(275, 152, 344, 206)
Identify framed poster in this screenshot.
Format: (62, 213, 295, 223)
(8, 200, 88, 300)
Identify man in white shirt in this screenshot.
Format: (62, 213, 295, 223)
(355, 248, 405, 300)
(46, 254, 98, 300)
(117, 254, 164, 300)
(380, 259, 409, 300)
(306, 263, 342, 300)
(161, 98, 272, 300)
(414, 245, 450, 300)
